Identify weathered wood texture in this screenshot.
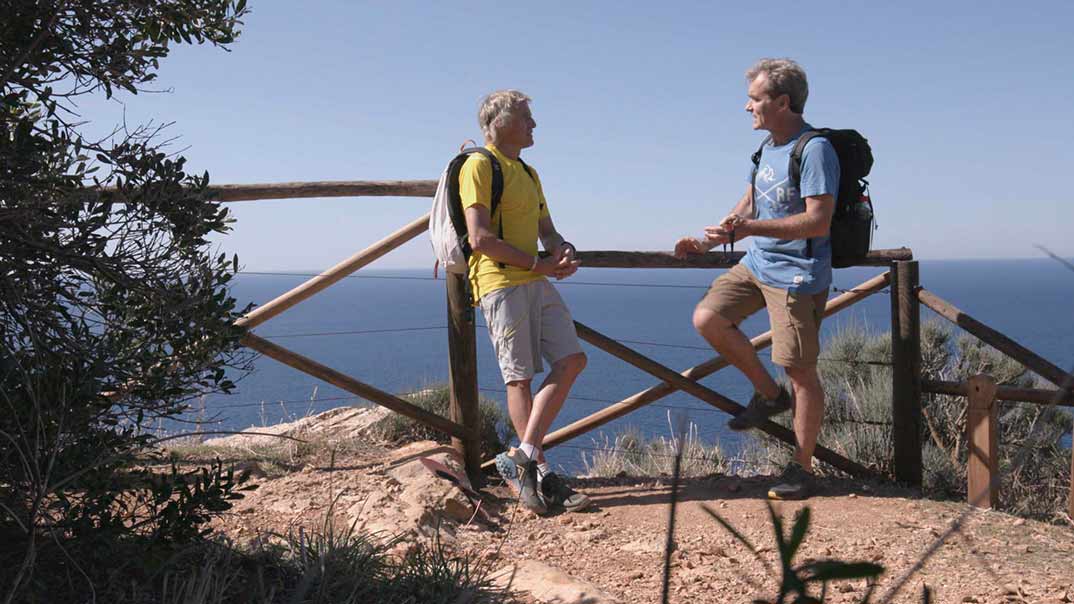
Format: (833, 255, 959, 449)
(573, 248, 912, 269)
(526, 271, 893, 455)
(572, 321, 874, 478)
(917, 288, 1074, 389)
(236, 213, 430, 329)
(446, 273, 484, 487)
(891, 261, 922, 486)
(922, 379, 1074, 407)
(241, 333, 471, 441)
(208, 180, 438, 202)
(966, 374, 999, 509)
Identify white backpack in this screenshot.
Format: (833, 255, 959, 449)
(429, 147, 504, 275)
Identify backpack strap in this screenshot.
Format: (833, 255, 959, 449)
(516, 157, 543, 212)
(788, 129, 821, 259)
(447, 147, 505, 266)
(749, 135, 771, 212)
(788, 130, 821, 188)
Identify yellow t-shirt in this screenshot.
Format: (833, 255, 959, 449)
(459, 144, 551, 303)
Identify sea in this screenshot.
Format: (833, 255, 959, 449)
(196, 259, 1074, 472)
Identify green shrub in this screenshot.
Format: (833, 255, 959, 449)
(370, 385, 512, 458)
(5, 519, 517, 604)
(742, 320, 1073, 522)
(583, 421, 730, 478)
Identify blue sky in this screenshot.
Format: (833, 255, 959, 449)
(77, 1, 1074, 270)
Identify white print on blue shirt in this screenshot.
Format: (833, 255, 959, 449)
(741, 124, 841, 295)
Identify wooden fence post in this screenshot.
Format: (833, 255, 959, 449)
(891, 260, 922, 486)
(966, 374, 999, 509)
(446, 273, 484, 488)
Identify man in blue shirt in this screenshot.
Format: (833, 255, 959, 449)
(674, 58, 840, 500)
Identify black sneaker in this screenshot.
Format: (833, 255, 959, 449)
(540, 472, 592, 513)
(727, 385, 792, 432)
(502, 448, 548, 515)
(767, 463, 815, 500)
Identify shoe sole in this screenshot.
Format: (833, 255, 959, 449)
(767, 489, 809, 501)
(495, 453, 520, 495)
(563, 496, 592, 513)
(728, 406, 791, 432)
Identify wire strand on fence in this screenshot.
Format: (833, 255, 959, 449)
(251, 322, 893, 366)
(237, 269, 886, 295)
(257, 325, 447, 339)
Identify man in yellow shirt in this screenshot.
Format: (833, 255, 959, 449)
(461, 90, 590, 515)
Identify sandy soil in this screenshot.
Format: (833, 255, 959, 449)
(203, 436, 1074, 604)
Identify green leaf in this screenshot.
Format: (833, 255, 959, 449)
(701, 504, 775, 578)
(799, 560, 884, 582)
(786, 506, 811, 563)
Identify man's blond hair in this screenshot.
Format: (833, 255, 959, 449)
(746, 58, 809, 114)
(478, 90, 531, 139)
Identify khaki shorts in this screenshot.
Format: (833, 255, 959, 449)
(697, 263, 828, 368)
(479, 279, 583, 384)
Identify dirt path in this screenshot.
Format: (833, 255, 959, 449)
(202, 435, 1074, 604)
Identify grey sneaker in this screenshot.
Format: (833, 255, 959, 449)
(727, 385, 792, 432)
(498, 448, 547, 515)
(767, 463, 816, 500)
(540, 472, 592, 513)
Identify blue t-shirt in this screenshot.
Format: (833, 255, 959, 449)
(741, 125, 840, 295)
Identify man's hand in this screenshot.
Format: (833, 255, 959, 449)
(704, 216, 751, 246)
(535, 251, 580, 280)
(673, 236, 710, 259)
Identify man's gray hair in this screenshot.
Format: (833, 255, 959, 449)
(478, 89, 531, 139)
(746, 58, 809, 114)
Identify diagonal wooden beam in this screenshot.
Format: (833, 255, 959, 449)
(917, 288, 1074, 389)
(571, 321, 873, 477)
(480, 271, 891, 472)
(237, 213, 430, 329)
(241, 333, 472, 441)
(541, 271, 892, 451)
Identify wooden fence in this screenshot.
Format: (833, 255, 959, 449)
(215, 180, 1074, 516)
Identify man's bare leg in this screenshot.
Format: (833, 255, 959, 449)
(693, 307, 780, 399)
(522, 353, 587, 454)
(504, 352, 587, 464)
(505, 379, 533, 447)
(785, 365, 825, 472)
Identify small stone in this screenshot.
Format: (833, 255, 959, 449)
(1014, 518, 1027, 526)
(628, 571, 644, 581)
(849, 493, 857, 499)
(962, 596, 980, 603)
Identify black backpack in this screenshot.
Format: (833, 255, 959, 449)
(751, 128, 875, 268)
(444, 147, 537, 268)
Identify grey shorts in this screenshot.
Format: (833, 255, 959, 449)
(478, 279, 583, 384)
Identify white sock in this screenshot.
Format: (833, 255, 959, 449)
(519, 442, 539, 461)
(537, 462, 551, 483)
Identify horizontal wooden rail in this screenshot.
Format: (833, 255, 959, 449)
(916, 288, 1074, 389)
(208, 180, 438, 202)
(573, 248, 912, 269)
(237, 213, 430, 329)
(242, 333, 472, 440)
(923, 379, 1074, 407)
(572, 321, 873, 478)
(528, 271, 894, 454)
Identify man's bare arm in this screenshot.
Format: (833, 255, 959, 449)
(673, 186, 753, 258)
(705, 194, 834, 245)
(538, 215, 565, 253)
(464, 205, 571, 276)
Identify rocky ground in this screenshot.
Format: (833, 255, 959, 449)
(185, 407, 1074, 604)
